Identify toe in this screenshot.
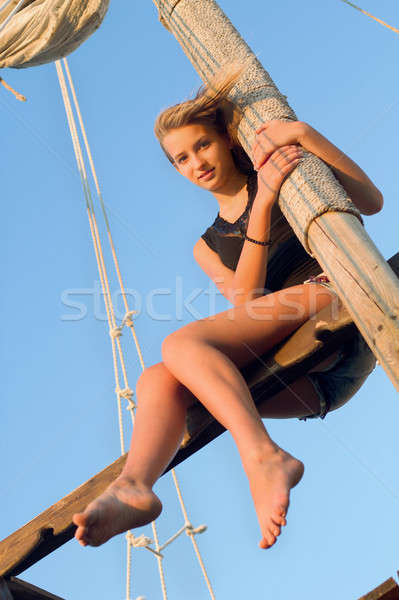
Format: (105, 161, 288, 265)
(272, 509, 287, 526)
(72, 512, 87, 527)
(259, 538, 267, 549)
(74, 526, 86, 541)
(271, 524, 281, 537)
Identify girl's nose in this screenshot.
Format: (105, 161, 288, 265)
(191, 153, 206, 169)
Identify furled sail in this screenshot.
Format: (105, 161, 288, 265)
(0, 0, 109, 69)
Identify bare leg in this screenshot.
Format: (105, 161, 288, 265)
(160, 284, 336, 548)
(74, 283, 336, 549)
(73, 366, 319, 547)
(73, 363, 195, 546)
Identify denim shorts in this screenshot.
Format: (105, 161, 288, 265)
(299, 274, 377, 421)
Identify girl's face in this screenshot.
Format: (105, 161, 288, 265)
(162, 123, 239, 192)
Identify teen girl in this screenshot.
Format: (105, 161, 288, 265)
(73, 66, 382, 550)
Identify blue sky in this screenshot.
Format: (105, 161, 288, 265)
(1, 1, 399, 599)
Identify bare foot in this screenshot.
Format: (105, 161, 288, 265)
(72, 477, 162, 547)
(245, 447, 304, 549)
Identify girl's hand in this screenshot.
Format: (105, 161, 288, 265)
(252, 120, 305, 171)
(256, 145, 303, 203)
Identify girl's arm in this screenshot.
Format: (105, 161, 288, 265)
(229, 144, 303, 305)
(254, 121, 383, 215)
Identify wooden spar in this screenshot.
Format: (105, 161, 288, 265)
(358, 575, 399, 600)
(0, 253, 398, 579)
(152, 0, 399, 391)
(0, 577, 65, 600)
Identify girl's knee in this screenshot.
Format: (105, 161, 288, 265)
(161, 332, 187, 365)
(136, 360, 196, 408)
(136, 361, 177, 395)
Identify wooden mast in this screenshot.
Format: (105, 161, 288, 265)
(153, 0, 399, 390)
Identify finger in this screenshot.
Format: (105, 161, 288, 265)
(272, 147, 302, 163)
(255, 124, 268, 134)
(273, 144, 300, 154)
(255, 121, 273, 134)
(256, 156, 272, 171)
(253, 144, 273, 170)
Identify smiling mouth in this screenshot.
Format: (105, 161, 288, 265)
(199, 168, 215, 179)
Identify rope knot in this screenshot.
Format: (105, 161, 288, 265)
(115, 386, 136, 409)
(123, 310, 137, 328)
(126, 532, 153, 548)
(185, 523, 207, 536)
(110, 325, 123, 338)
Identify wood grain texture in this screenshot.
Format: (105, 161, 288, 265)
(358, 576, 399, 600)
(309, 213, 399, 390)
(7, 577, 65, 600)
(0, 456, 126, 577)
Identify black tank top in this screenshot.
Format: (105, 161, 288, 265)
(200, 172, 321, 293)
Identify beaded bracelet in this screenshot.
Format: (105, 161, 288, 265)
(244, 234, 272, 246)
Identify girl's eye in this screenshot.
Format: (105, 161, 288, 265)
(177, 156, 187, 164)
(200, 140, 209, 148)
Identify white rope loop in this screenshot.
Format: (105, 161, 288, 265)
(126, 532, 163, 558)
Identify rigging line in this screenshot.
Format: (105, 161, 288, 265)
(59, 61, 135, 394)
(62, 57, 146, 374)
(0, 95, 160, 261)
(240, 339, 399, 505)
(171, 470, 216, 600)
(0, 77, 26, 101)
(339, 0, 399, 35)
(56, 60, 169, 600)
(55, 74, 151, 600)
(57, 60, 159, 600)
(56, 60, 127, 453)
(62, 55, 214, 600)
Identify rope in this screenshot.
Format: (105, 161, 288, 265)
(0, 77, 26, 101)
(58, 58, 168, 600)
(171, 469, 215, 600)
(62, 58, 147, 376)
(340, 0, 399, 35)
(56, 59, 159, 598)
(56, 57, 214, 600)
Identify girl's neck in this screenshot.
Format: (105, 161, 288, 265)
(213, 169, 249, 218)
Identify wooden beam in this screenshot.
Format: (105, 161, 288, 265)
(0, 252, 396, 580)
(7, 578, 65, 600)
(358, 576, 399, 600)
(0, 456, 126, 578)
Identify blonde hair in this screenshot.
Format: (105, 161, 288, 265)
(154, 62, 254, 175)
